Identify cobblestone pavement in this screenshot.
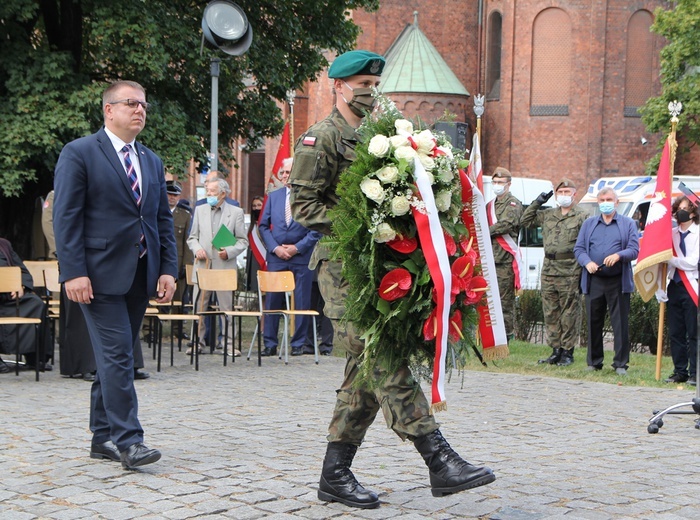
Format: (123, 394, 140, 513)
(2, 347, 700, 520)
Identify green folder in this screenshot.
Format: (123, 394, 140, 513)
(211, 224, 237, 250)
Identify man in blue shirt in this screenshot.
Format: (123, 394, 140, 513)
(574, 187, 639, 375)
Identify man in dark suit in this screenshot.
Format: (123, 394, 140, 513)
(53, 80, 178, 470)
(259, 158, 322, 356)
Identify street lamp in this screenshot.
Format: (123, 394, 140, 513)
(201, 0, 253, 171)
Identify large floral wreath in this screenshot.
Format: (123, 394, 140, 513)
(325, 95, 489, 409)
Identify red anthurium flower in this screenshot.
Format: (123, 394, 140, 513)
(460, 236, 474, 255)
(464, 276, 488, 305)
(448, 310, 464, 342)
(378, 268, 412, 301)
(451, 256, 474, 291)
(423, 307, 438, 341)
(387, 235, 418, 254)
(443, 231, 457, 256)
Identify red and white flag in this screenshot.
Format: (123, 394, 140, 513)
(251, 122, 291, 270)
(633, 137, 674, 301)
(466, 133, 484, 193)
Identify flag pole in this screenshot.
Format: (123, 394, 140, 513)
(287, 90, 296, 158)
(654, 102, 681, 380)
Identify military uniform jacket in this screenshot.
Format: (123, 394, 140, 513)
(489, 191, 523, 264)
(521, 202, 587, 277)
(172, 205, 193, 278)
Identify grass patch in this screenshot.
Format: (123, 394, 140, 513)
(459, 340, 689, 389)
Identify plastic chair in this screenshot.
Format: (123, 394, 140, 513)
(251, 270, 319, 365)
(0, 266, 44, 380)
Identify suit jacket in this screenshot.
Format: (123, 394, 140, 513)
(187, 201, 248, 273)
(53, 127, 178, 296)
(259, 187, 321, 266)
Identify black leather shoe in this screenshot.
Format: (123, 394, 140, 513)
(83, 371, 96, 382)
(120, 442, 161, 470)
(556, 349, 574, 366)
(90, 440, 120, 462)
(134, 369, 150, 380)
(664, 373, 688, 383)
(291, 347, 304, 356)
(688, 376, 697, 386)
(538, 348, 562, 365)
(261, 347, 277, 357)
(318, 443, 379, 509)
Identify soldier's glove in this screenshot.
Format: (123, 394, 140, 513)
(655, 289, 668, 303)
(536, 190, 553, 205)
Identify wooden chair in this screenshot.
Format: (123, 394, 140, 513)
(0, 266, 44, 380)
(252, 270, 319, 365)
(153, 296, 199, 372)
(195, 268, 262, 367)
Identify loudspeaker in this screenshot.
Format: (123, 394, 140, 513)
(434, 122, 470, 151)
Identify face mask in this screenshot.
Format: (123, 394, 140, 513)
(557, 195, 573, 208)
(251, 208, 261, 221)
(598, 201, 615, 215)
(492, 184, 505, 196)
(342, 82, 376, 117)
(206, 196, 219, 207)
(676, 209, 692, 224)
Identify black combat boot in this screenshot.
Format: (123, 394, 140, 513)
(556, 348, 574, 366)
(538, 347, 562, 364)
(318, 442, 379, 509)
(413, 429, 496, 497)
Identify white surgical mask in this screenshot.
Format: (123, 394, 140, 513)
(557, 195, 573, 208)
(492, 185, 505, 196)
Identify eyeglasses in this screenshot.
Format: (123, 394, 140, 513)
(107, 99, 151, 112)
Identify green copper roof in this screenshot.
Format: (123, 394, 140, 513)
(379, 12, 470, 97)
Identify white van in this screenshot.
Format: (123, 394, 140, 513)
(578, 175, 700, 232)
(482, 175, 555, 290)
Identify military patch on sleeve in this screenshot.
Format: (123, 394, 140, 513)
(303, 135, 317, 146)
(510, 201, 517, 206)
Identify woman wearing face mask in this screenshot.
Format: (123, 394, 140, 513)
(657, 196, 699, 385)
(245, 195, 265, 293)
(521, 178, 588, 367)
(574, 187, 640, 375)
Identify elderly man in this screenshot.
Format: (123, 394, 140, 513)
(521, 178, 588, 366)
(488, 167, 523, 341)
(187, 178, 248, 356)
(574, 187, 639, 375)
(289, 49, 495, 510)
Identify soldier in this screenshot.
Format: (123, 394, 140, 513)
(521, 179, 587, 366)
(166, 180, 194, 305)
(488, 167, 523, 340)
(289, 49, 495, 510)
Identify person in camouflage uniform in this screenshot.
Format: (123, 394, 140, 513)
(521, 178, 588, 366)
(289, 50, 495, 510)
(488, 167, 523, 340)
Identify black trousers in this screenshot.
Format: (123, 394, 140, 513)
(667, 280, 698, 379)
(585, 275, 630, 369)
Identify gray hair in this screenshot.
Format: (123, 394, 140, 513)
(596, 187, 618, 201)
(207, 178, 231, 195)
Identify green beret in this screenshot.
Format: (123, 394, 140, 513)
(556, 178, 576, 191)
(328, 50, 385, 79)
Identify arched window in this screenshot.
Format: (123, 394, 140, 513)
(530, 8, 571, 116)
(624, 10, 654, 117)
(486, 11, 502, 100)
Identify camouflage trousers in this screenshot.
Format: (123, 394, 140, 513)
(495, 263, 516, 337)
(318, 260, 438, 445)
(541, 274, 581, 351)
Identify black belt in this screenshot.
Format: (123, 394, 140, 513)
(545, 252, 575, 260)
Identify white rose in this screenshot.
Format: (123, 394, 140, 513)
(374, 222, 397, 243)
(376, 165, 399, 184)
(390, 195, 411, 216)
(368, 134, 390, 157)
(435, 145, 453, 158)
(394, 119, 414, 135)
(413, 130, 436, 154)
(418, 154, 436, 171)
(435, 190, 453, 212)
(389, 134, 410, 149)
(394, 145, 417, 161)
(360, 177, 386, 204)
(437, 167, 455, 183)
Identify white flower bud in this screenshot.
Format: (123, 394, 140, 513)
(394, 119, 414, 135)
(360, 177, 386, 204)
(376, 165, 399, 184)
(435, 190, 453, 212)
(368, 134, 390, 157)
(374, 222, 397, 243)
(390, 195, 411, 216)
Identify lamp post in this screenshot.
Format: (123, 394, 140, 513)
(201, 0, 253, 172)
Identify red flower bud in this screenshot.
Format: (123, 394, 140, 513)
(378, 268, 412, 301)
(386, 235, 418, 254)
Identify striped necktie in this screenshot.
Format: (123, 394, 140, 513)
(285, 189, 292, 225)
(122, 144, 147, 257)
